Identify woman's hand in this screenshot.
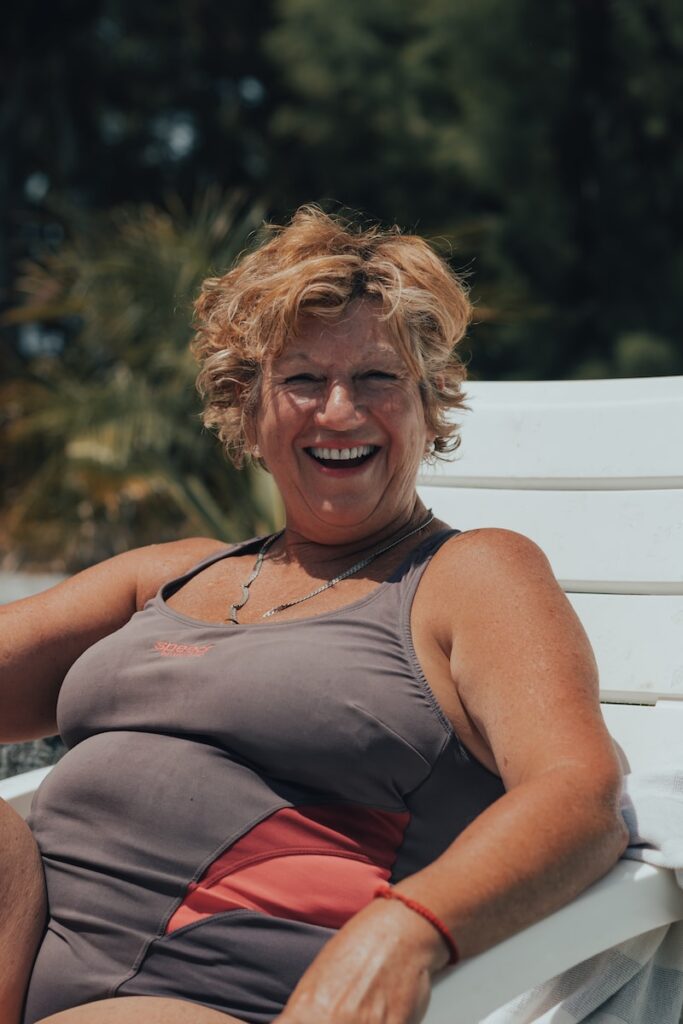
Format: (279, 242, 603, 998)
(274, 897, 450, 1024)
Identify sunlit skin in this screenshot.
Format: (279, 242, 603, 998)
(252, 300, 435, 552)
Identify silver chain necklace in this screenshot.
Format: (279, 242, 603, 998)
(227, 510, 434, 624)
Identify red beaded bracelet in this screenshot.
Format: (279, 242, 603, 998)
(374, 883, 460, 966)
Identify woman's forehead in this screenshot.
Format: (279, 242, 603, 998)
(273, 337, 405, 368)
(273, 306, 407, 365)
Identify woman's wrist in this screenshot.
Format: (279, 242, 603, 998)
(373, 884, 457, 974)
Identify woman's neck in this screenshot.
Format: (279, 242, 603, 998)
(270, 501, 435, 572)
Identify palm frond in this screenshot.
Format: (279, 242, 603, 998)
(2, 190, 275, 570)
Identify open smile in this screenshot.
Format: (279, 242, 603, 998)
(304, 444, 380, 469)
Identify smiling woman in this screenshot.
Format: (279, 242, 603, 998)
(1, 206, 627, 1024)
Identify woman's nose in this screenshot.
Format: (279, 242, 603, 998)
(316, 381, 365, 427)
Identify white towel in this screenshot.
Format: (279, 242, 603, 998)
(621, 770, 683, 887)
(480, 770, 683, 1024)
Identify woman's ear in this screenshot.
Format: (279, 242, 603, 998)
(243, 415, 267, 468)
(245, 434, 262, 461)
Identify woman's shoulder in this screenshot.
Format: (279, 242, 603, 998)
(434, 524, 549, 560)
(425, 526, 556, 601)
(134, 536, 229, 608)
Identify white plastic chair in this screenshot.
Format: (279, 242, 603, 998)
(417, 375, 683, 1021)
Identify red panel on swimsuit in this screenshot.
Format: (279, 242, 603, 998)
(167, 803, 410, 932)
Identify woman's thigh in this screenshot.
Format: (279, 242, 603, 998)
(36, 996, 248, 1024)
(0, 799, 46, 1024)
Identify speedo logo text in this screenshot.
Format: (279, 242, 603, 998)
(153, 640, 215, 658)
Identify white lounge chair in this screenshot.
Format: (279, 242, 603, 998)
(417, 374, 683, 1021)
(2, 375, 682, 1021)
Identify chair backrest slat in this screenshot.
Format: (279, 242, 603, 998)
(417, 377, 683, 714)
(419, 485, 683, 592)
(567, 594, 683, 703)
(430, 376, 683, 484)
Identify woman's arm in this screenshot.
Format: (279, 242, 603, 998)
(395, 528, 628, 955)
(276, 529, 627, 1024)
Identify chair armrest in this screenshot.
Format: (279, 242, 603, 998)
(425, 860, 683, 1024)
(0, 765, 54, 818)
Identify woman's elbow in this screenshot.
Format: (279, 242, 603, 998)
(587, 768, 630, 871)
(607, 805, 630, 862)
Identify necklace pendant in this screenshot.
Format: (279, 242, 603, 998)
(226, 530, 284, 624)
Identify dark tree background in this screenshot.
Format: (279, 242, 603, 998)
(2, 0, 683, 571)
(265, 0, 683, 378)
(3, 0, 682, 377)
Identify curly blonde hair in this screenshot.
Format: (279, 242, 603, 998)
(192, 205, 472, 467)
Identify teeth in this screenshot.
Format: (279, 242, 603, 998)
(310, 444, 375, 461)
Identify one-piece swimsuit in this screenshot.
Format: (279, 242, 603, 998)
(24, 528, 504, 1023)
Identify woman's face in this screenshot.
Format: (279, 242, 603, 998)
(253, 301, 433, 542)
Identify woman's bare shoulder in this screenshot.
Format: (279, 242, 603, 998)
(133, 537, 230, 608)
(431, 527, 553, 584)
(419, 526, 561, 647)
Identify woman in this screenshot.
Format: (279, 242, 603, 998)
(1, 207, 627, 1024)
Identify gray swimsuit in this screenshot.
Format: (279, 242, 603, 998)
(24, 528, 504, 1023)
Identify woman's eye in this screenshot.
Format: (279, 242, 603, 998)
(284, 374, 320, 384)
(359, 371, 398, 381)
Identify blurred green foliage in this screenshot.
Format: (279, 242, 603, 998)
(1, 0, 682, 567)
(1, 193, 278, 569)
(266, 0, 683, 379)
